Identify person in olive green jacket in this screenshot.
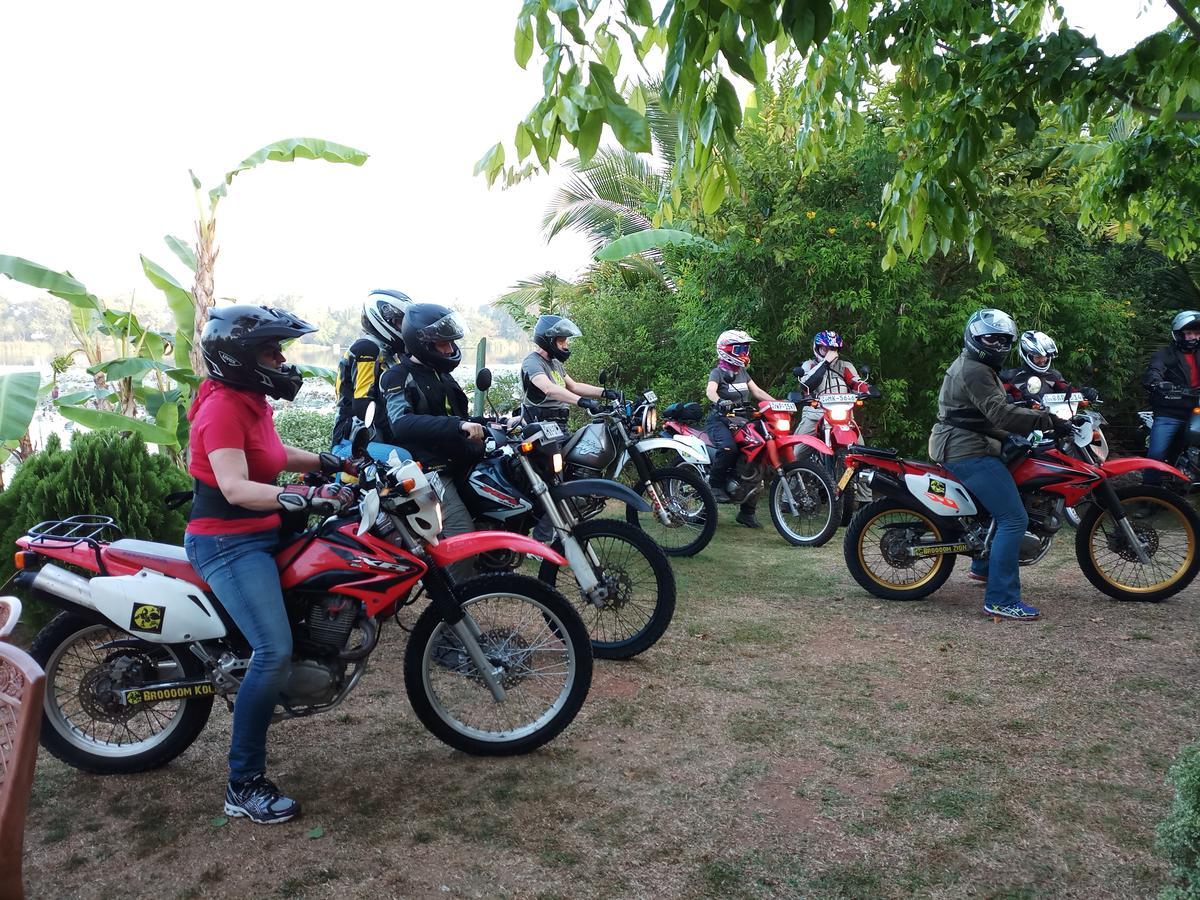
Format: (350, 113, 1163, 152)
(929, 309, 1057, 621)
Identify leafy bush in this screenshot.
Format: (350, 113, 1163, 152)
(274, 408, 336, 454)
(1158, 743, 1200, 898)
(0, 430, 191, 625)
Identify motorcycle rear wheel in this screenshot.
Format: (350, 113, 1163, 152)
(405, 573, 592, 756)
(625, 464, 718, 557)
(30, 613, 213, 774)
(844, 501, 957, 600)
(539, 518, 676, 659)
(1075, 485, 1200, 601)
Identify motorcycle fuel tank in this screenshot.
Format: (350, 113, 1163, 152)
(564, 421, 617, 471)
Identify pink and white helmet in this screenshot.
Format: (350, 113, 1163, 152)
(716, 329, 756, 368)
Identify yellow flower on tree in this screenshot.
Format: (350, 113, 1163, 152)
(867, 220, 877, 229)
(806, 211, 816, 219)
(827, 227, 837, 235)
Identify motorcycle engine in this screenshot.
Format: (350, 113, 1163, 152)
(282, 659, 342, 706)
(726, 458, 763, 502)
(1024, 493, 1065, 534)
(283, 597, 359, 707)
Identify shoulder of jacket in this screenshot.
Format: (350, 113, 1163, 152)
(379, 361, 413, 390)
(348, 336, 382, 357)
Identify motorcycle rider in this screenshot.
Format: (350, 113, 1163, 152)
(378, 303, 482, 580)
(795, 331, 870, 437)
(1141, 311, 1200, 485)
(185, 305, 356, 824)
(519, 314, 616, 424)
(706, 329, 778, 528)
(330, 289, 411, 457)
(928, 309, 1059, 621)
(1000, 330, 1100, 404)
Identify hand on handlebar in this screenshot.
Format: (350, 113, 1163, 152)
(1157, 380, 1180, 395)
(578, 397, 601, 413)
(1051, 416, 1074, 439)
(718, 399, 735, 414)
(318, 451, 360, 477)
(279, 483, 355, 515)
(1081, 386, 1100, 403)
(601, 388, 622, 401)
(461, 421, 486, 442)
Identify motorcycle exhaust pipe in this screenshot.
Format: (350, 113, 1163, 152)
(19, 563, 97, 611)
(859, 468, 904, 501)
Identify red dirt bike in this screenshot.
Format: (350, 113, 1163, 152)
(12, 424, 593, 774)
(661, 397, 839, 546)
(787, 365, 882, 526)
(839, 421, 1200, 604)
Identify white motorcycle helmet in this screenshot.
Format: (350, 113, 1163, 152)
(1018, 330, 1058, 374)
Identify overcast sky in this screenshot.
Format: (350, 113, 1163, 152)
(0, 1, 1178, 313)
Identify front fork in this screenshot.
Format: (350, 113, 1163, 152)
(517, 456, 608, 605)
(1092, 478, 1153, 564)
(422, 563, 509, 702)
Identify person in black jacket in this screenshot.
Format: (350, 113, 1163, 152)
(999, 330, 1100, 404)
(378, 303, 482, 578)
(1142, 311, 1200, 485)
(330, 290, 410, 451)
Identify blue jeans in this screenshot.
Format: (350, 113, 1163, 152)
(185, 529, 291, 783)
(944, 456, 1027, 608)
(331, 439, 413, 469)
(1145, 416, 1187, 486)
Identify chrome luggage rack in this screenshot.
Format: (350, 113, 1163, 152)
(24, 515, 124, 574)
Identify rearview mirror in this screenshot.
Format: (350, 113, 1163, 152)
(598, 369, 607, 386)
(475, 367, 493, 392)
(792, 365, 805, 379)
(363, 402, 376, 428)
(860, 364, 872, 380)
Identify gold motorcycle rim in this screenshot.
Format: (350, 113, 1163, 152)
(1086, 495, 1197, 594)
(857, 507, 947, 590)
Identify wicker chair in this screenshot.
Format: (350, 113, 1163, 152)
(0, 596, 23, 641)
(0, 641, 46, 900)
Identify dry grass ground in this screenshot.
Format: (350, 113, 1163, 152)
(19, 507, 1200, 899)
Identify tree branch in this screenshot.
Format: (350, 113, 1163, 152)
(1165, 0, 1200, 41)
(1109, 87, 1200, 122)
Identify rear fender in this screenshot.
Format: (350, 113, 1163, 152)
(550, 478, 652, 512)
(1100, 456, 1188, 482)
(634, 436, 709, 466)
(426, 531, 568, 568)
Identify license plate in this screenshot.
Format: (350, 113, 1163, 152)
(821, 393, 859, 405)
(644, 390, 658, 403)
(1041, 392, 1066, 404)
(837, 467, 855, 491)
(540, 422, 563, 440)
(428, 471, 446, 499)
(767, 401, 797, 412)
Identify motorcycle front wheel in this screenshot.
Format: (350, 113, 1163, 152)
(768, 460, 839, 547)
(844, 500, 958, 600)
(539, 518, 676, 659)
(1075, 485, 1200, 601)
(404, 573, 592, 756)
(29, 613, 213, 774)
(625, 464, 718, 557)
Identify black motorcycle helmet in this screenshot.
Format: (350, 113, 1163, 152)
(963, 308, 1018, 369)
(401, 302, 465, 373)
(362, 289, 411, 354)
(200, 305, 316, 401)
(533, 314, 582, 362)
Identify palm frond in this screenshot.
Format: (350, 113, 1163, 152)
(492, 273, 577, 334)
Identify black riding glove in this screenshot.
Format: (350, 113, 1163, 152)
(601, 388, 622, 401)
(577, 398, 601, 413)
(279, 483, 355, 515)
(1051, 417, 1074, 440)
(717, 400, 734, 414)
(1080, 387, 1100, 403)
(319, 451, 359, 477)
(1157, 380, 1178, 395)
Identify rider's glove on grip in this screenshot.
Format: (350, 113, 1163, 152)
(279, 483, 354, 515)
(577, 397, 601, 412)
(319, 451, 359, 477)
(601, 389, 622, 401)
(718, 400, 734, 414)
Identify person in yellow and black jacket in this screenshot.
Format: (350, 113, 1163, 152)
(330, 290, 411, 451)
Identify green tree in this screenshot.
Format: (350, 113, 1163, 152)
(499, 1, 1200, 268)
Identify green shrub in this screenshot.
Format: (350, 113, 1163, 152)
(275, 408, 336, 455)
(1158, 743, 1200, 898)
(0, 430, 191, 626)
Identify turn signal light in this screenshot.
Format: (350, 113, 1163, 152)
(1193, 406, 1200, 415)
(13, 551, 31, 570)
(855, 399, 863, 407)
(400, 477, 417, 492)
(520, 441, 535, 453)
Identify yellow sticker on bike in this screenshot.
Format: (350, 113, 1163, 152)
(837, 467, 855, 491)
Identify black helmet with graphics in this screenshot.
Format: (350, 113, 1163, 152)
(200, 305, 316, 401)
(963, 308, 1018, 369)
(362, 289, 411, 354)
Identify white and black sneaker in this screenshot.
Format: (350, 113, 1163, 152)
(224, 774, 300, 824)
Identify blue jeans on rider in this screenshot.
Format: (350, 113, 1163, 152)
(943, 455, 1027, 608)
(185, 528, 291, 784)
(331, 439, 413, 474)
(1144, 416, 1187, 486)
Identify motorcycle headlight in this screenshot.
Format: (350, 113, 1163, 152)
(552, 452, 564, 473)
(773, 416, 790, 432)
(642, 406, 659, 433)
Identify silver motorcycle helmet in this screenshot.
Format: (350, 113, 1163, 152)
(963, 308, 1018, 369)
(1172, 310, 1200, 351)
(1018, 330, 1058, 374)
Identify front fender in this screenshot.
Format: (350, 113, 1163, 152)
(1100, 456, 1189, 482)
(634, 436, 709, 466)
(551, 478, 652, 512)
(775, 433, 833, 456)
(426, 531, 567, 568)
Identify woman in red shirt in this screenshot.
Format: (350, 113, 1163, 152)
(185, 305, 355, 824)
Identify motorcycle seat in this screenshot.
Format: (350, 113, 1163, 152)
(847, 444, 898, 459)
(104, 539, 210, 590)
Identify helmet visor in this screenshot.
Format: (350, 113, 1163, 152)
(731, 343, 750, 357)
(540, 317, 582, 339)
(413, 312, 465, 343)
(979, 333, 1014, 353)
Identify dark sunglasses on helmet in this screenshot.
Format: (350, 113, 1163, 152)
(979, 334, 1013, 350)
